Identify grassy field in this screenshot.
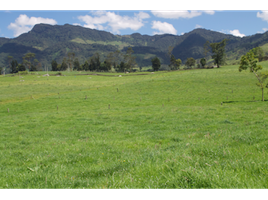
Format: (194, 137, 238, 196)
(1, 62, 268, 188)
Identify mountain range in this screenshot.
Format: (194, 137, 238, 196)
(1, 23, 268, 71)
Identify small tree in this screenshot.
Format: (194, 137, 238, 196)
(185, 57, 196, 69)
(200, 58, 206, 68)
(239, 49, 268, 101)
(151, 56, 161, 71)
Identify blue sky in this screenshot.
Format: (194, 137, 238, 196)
(1, 1, 268, 38)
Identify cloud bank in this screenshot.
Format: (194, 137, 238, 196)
(151, 21, 177, 35)
(229, 29, 245, 37)
(8, 14, 57, 37)
(257, 11, 268, 22)
(151, 10, 215, 19)
(77, 11, 150, 34)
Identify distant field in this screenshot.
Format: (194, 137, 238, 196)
(70, 38, 132, 50)
(1, 61, 268, 188)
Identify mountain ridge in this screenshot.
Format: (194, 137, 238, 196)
(1, 23, 268, 71)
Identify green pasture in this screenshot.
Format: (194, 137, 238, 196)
(0, 62, 268, 188)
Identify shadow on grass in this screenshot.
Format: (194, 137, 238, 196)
(222, 99, 268, 104)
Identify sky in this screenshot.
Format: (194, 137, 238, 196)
(1, 1, 268, 39)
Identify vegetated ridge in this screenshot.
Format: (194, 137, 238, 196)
(1, 23, 268, 69)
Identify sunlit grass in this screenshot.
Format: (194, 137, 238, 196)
(1, 62, 268, 188)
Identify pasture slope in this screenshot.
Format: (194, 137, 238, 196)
(0, 62, 268, 188)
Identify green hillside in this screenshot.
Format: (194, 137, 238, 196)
(1, 24, 268, 72)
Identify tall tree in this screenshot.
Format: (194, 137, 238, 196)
(61, 58, 68, 71)
(185, 57, 196, 69)
(170, 54, 176, 70)
(210, 39, 227, 68)
(250, 47, 264, 61)
(239, 49, 268, 101)
(82, 60, 89, 71)
(124, 47, 136, 72)
(7, 56, 13, 71)
(73, 58, 80, 70)
(151, 56, 161, 71)
(67, 52, 75, 71)
(113, 50, 122, 69)
(89, 53, 101, 71)
(23, 52, 35, 70)
(11, 60, 18, 73)
(51, 60, 58, 71)
(203, 40, 210, 59)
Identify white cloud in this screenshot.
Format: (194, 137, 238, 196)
(151, 10, 202, 19)
(263, 28, 268, 32)
(8, 14, 57, 37)
(195, 24, 202, 28)
(151, 10, 215, 19)
(77, 11, 149, 34)
(257, 11, 268, 22)
(203, 10, 215, 15)
(229, 29, 245, 37)
(181, 32, 185, 35)
(151, 21, 177, 35)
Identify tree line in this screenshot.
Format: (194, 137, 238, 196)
(150, 39, 229, 71)
(3, 39, 266, 74)
(3, 53, 42, 74)
(51, 47, 137, 73)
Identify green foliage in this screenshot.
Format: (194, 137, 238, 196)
(185, 57, 196, 69)
(89, 53, 101, 71)
(73, 58, 80, 71)
(18, 70, 28, 75)
(3, 24, 268, 72)
(61, 58, 68, 71)
(200, 58, 206, 68)
(239, 49, 267, 101)
(124, 47, 136, 72)
(22, 52, 35, 70)
(210, 39, 227, 68)
(250, 47, 264, 61)
(82, 60, 90, 71)
(151, 56, 161, 71)
(11, 60, 18, 73)
(17, 64, 26, 72)
(51, 60, 58, 71)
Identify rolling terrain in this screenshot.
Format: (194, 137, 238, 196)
(1, 23, 268, 71)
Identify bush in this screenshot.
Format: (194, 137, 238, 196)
(56, 72, 62, 76)
(19, 71, 29, 75)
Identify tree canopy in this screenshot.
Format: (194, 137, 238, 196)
(210, 39, 227, 68)
(151, 56, 161, 71)
(239, 48, 268, 101)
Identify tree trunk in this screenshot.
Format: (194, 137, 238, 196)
(262, 88, 264, 101)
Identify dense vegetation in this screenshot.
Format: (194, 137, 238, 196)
(1, 24, 268, 72)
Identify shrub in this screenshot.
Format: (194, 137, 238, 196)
(19, 71, 29, 75)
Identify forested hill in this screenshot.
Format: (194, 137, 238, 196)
(1, 23, 268, 70)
